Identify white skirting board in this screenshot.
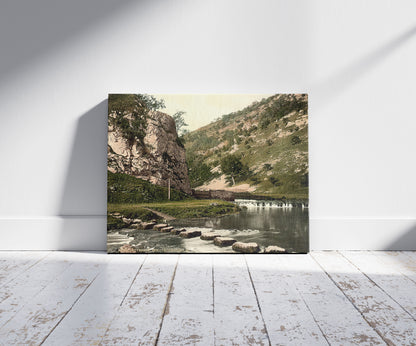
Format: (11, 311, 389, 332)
(0, 217, 415, 250)
(0, 216, 106, 251)
(310, 218, 416, 251)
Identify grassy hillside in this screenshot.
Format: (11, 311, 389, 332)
(108, 171, 191, 203)
(184, 94, 308, 199)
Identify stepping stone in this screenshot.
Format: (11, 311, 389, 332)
(200, 232, 221, 241)
(179, 230, 202, 238)
(264, 245, 287, 254)
(160, 226, 174, 233)
(132, 218, 142, 223)
(141, 222, 156, 230)
(232, 242, 260, 253)
(214, 237, 236, 247)
(153, 223, 168, 231)
(122, 217, 133, 225)
(119, 244, 136, 254)
(171, 228, 185, 235)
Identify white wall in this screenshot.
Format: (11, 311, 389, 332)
(1, 0, 415, 250)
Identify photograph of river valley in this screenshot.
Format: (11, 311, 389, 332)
(107, 94, 308, 254)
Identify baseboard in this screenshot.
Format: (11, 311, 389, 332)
(0, 217, 415, 251)
(310, 218, 416, 250)
(0, 216, 106, 251)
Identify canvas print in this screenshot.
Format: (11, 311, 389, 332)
(107, 94, 308, 253)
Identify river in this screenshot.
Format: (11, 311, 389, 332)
(107, 200, 309, 253)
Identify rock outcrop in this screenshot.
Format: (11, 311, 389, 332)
(108, 110, 192, 194)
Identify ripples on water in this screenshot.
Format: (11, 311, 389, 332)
(108, 204, 309, 253)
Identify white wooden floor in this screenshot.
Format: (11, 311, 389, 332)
(0, 252, 415, 345)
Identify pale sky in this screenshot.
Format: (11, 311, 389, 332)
(153, 94, 273, 131)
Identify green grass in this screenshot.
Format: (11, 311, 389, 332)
(108, 171, 191, 203)
(108, 199, 239, 220)
(107, 204, 160, 221)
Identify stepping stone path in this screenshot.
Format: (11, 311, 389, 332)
(171, 228, 185, 235)
(200, 232, 221, 241)
(118, 244, 136, 253)
(153, 224, 168, 231)
(140, 222, 156, 230)
(232, 242, 260, 254)
(264, 245, 286, 254)
(160, 226, 174, 233)
(214, 237, 236, 247)
(179, 230, 202, 238)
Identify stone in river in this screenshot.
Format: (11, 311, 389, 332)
(214, 237, 236, 247)
(122, 217, 132, 225)
(200, 232, 221, 241)
(141, 222, 156, 230)
(153, 223, 168, 230)
(264, 245, 287, 254)
(171, 228, 185, 235)
(119, 244, 136, 254)
(160, 226, 174, 233)
(232, 242, 260, 254)
(180, 230, 202, 238)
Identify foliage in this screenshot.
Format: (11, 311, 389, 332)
(107, 171, 190, 203)
(259, 94, 307, 129)
(300, 173, 309, 187)
(172, 111, 188, 136)
(187, 158, 214, 188)
(291, 135, 301, 145)
(108, 94, 165, 146)
(220, 154, 250, 185)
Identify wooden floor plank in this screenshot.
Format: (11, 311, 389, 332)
(213, 254, 269, 346)
(373, 251, 416, 283)
(100, 254, 178, 345)
(0, 251, 73, 328)
(42, 254, 146, 346)
(279, 254, 384, 345)
(0, 252, 107, 345)
(342, 251, 416, 320)
(312, 251, 416, 345)
(157, 255, 214, 345)
(245, 255, 327, 345)
(0, 251, 50, 287)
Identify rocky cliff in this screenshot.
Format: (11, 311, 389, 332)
(108, 111, 192, 194)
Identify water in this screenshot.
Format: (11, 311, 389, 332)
(107, 200, 309, 253)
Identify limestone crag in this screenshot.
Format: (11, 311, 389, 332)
(108, 111, 192, 194)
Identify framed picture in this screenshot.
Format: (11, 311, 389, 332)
(107, 94, 308, 254)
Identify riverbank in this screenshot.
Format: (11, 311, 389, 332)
(107, 200, 239, 231)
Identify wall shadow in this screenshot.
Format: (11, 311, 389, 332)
(312, 24, 416, 110)
(0, 0, 137, 82)
(59, 100, 108, 216)
(385, 223, 416, 251)
(57, 100, 108, 250)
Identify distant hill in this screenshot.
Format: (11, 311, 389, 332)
(184, 94, 308, 199)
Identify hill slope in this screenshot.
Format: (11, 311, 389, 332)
(184, 94, 308, 199)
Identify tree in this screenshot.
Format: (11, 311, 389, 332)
(220, 154, 244, 186)
(172, 111, 188, 136)
(108, 94, 165, 146)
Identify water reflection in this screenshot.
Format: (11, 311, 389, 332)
(107, 204, 309, 253)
